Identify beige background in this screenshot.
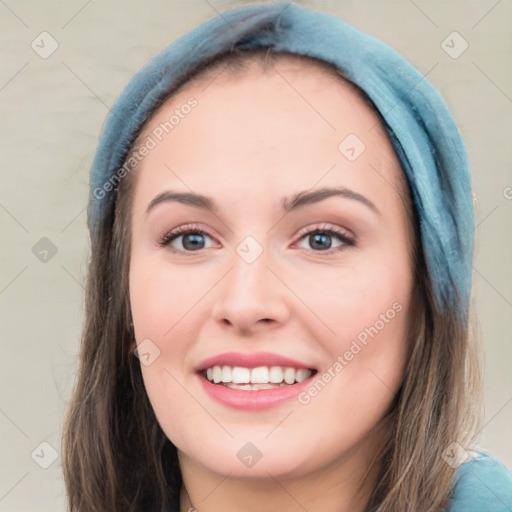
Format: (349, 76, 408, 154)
(1, 1, 511, 510)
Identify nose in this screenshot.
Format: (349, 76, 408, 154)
(211, 247, 290, 334)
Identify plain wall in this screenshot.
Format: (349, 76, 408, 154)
(1, 1, 511, 510)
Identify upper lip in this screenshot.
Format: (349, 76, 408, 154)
(196, 351, 315, 372)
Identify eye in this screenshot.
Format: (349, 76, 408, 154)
(157, 224, 217, 253)
(295, 224, 355, 254)
(157, 223, 355, 255)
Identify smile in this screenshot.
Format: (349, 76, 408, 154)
(195, 351, 318, 409)
(202, 365, 314, 390)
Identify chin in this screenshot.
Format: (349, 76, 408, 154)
(177, 435, 332, 481)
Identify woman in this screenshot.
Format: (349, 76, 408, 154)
(62, 3, 512, 511)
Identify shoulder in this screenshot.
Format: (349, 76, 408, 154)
(448, 450, 512, 511)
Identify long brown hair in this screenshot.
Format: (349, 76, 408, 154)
(62, 49, 482, 512)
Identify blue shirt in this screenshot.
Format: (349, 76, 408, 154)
(167, 452, 512, 511)
(448, 451, 512, 511)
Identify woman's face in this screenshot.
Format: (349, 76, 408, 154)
(129, 58, 415, 480)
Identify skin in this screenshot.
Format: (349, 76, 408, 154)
(128, 57, 416, 512)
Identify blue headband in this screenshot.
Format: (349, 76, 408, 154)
(88, 3, 474, 319)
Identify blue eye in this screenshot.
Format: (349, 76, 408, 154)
(158, 224, 355, 255)
(158, 227, 215, 252)
(296, 228, 355, 253)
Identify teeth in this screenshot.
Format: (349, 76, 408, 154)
(221, 365, 233, 383)
(232, 367, 250, 383)
(295, 369, 310, 383)
(283, 367, 295, 385)
(224, 382, 290, 390)
(203, 365, 313, 386)
(269, 366, 283, 383)
(251, 366, 269, 383)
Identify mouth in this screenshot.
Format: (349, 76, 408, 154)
(199, 365, 318, 391)
(195, 352, 319, 409)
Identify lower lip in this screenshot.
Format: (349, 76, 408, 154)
(197, 373, 315, 411)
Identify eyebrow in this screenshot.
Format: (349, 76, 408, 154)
(145, 187, 379, 216)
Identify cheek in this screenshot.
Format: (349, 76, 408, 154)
(128, 253, 217, 439)
(296, 302, 410, 459)
(333, 302, 410, 400)
(129, 259, 202, 449)
(129, 253, 211, 339)
(294, 250, 412, 417)
(288, 249, 412, 347)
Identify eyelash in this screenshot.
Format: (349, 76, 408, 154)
(157, 223, 356, 255)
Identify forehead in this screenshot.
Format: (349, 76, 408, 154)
(130, 55, 406, 218)
(137, 53, 395, 156)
